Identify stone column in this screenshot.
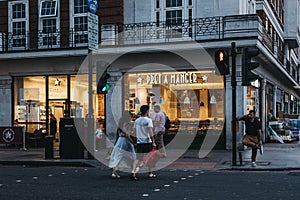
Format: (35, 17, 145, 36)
(105, 71, 123, 148)
(0, 76, 12, 126)
(273, 85, 277, 117)
(261, 78, 266, 142)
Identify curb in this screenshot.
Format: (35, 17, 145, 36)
(0, 160, 96, 168)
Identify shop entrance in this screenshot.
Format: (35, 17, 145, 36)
(48, 99, 68, 155)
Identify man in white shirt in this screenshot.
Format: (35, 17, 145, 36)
(153, 105, 166, 156)
(130, 105, 156, 180)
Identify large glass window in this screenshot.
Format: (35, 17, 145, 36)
(124, 72, 224, 122)
(14, 76, 46, 133)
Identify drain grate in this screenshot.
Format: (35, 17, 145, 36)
(222, 161, 271, 166)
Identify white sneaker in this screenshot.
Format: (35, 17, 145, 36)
(251, 162, 257, 167)
(259, 145, 264, 155)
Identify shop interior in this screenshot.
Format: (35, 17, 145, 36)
(13, 75, 101, 149)
(125, 72, 225, 144)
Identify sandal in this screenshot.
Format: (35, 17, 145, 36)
(129, 173, 138, 181)
(111, 173, 120, 179)
(148, 173, 157, 178)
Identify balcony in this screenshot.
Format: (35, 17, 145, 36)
(0, 29, 88, 52)
(100, 14, 284, 65)
(0, 14, 284, 67)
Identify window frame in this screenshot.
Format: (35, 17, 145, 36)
(70, 0, 89, 47)
(8, 1, 29, 50)
(39, 0, 58, 18)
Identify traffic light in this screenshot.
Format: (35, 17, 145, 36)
(97, 70, 111, 94)
(242, 47, 260, 86)
(215, 49, 229, 75)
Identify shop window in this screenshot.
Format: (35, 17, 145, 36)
(14, 76, 46, 134)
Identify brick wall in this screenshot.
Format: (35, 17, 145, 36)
(98, 0, 124, 25)
(60, 1, 70, 48)
(0, 1, 8, 33)
(29, 0, 39, 49)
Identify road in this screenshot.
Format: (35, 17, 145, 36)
(0, 165, 300, 200)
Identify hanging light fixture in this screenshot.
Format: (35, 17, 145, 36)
(159, 97, 164, 104)
(210, 94, 217, 104)
(184, 96, 191, 105)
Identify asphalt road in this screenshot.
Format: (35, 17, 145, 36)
(0, 165, 300, 200)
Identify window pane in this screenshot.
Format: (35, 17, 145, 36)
(166, 0, 182, 7)
(74, 16, 87, 31)
(74, 0, 88, 14)
(41, 0, 57, 16)
(12, 3, 25, 19)
(166, 10, 182, 26)
(42, 19, 57, 33)
(12, 21, 25, 34)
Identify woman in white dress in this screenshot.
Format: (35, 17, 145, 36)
(109, 113, 136, 178)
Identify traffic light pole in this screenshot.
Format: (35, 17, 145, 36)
(87, 50, 95, 158)
(231, 42, 237, 166)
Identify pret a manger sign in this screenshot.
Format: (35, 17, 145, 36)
(143, 72, 207, 85)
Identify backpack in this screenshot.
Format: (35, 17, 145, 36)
(164, 116, 171, 131)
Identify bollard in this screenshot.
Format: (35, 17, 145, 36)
(45, 135, 54, 159)
(239, 151, 243, 166)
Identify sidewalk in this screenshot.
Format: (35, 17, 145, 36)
(1, 141, 300, 170)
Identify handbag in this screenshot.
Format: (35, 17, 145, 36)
(143, 148, 163, 168)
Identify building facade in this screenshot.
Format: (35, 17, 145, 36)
(0, 0, 300, 151)
(0, 0, 123, 145)
(98, 0, 300, 149)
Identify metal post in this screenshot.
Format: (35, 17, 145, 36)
(231, 42, 237, 166)
(87, 51, 95, 158)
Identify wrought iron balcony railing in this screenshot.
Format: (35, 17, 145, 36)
(0, 28, 88, 52)
(0, 14, 287, 68)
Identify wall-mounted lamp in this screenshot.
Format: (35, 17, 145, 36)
(210, 95, 217, 104)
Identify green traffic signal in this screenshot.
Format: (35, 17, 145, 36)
(97, 70, 111, 94)
(242, 47, 260, 86)
(102, 83, 111, 92)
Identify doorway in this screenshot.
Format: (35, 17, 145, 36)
(48, 99, 68, 141)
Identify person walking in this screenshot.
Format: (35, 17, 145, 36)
(109, 112, 136, 179)
(50, 113, 57, 139)
(130, 105, 156, 180)
(237, 110, 263, 167)
(153, 105, 166, 157)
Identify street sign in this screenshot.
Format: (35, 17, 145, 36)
(88, 0, 98, 14)
(88, 12, 98, 51)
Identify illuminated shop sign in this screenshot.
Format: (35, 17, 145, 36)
(143, 72, 208, 85)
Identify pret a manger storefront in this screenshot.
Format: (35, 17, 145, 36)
(124, 70, 226, 149)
